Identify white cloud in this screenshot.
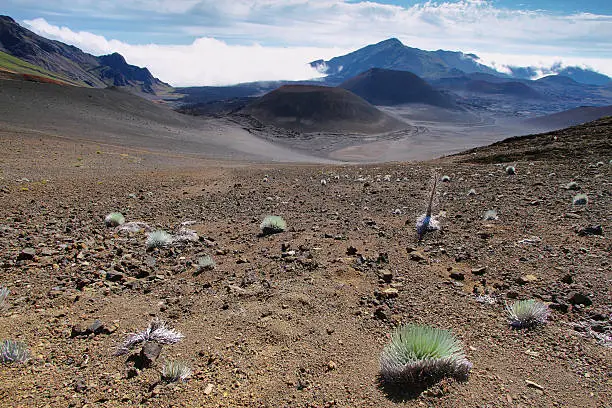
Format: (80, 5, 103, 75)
(23, 18, 345, 86)
(19, 1, 612, 85)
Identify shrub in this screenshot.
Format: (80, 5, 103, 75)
(380, 324, 472, 385)
(196, 255, 216, 273)
(146, 230, 173, 249)
(115, 319, 184, 356)
(162, 360, 192, 383)
(506, 166, 516, 175)
(483, 210, 498, 221)
(572, 193, 588, 206)
(507, 299, 549, 329)
(0, 286, 9, 309)
(416, 174, 439, 241)
(260, 216, 287, 235)
(104, 212, 125, 227)
(440, 175, 450, 182)
(0, 339, 29, 364)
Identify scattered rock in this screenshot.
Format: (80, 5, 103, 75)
(410, 251, 426, 262)
(568, 292, 593, 306)
(561, 274, 573, 284)
(472, 266, 487, 276)
(380, 270, 393, 283)
(381, 288, 399, 298)
(18, 247, 36, 261)
(141, 342, 163, 368)
(346, 246, 358, 256)
(450, 272, 465, 281)
(525, 380, 544, 391)
(518, 275, 537, 284)
(576, 225, 603, 236)
(204, 383, 214, 395)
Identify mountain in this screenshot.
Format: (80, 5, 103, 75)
(338, 68, 455, 108)
(432, 75, 542, 99)
(310, 38, 501, 83)
(313, 38, 611, 88)
(509, 65, 611, 86)
(0, 15, 171, 95)
(524, 105, 612, 131)
(240, 85, 405, 134)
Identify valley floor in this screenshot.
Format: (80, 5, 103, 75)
(0, 126, 610, 407)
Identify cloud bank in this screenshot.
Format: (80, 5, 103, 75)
(19, 0, 612, 86)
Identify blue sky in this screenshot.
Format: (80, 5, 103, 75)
(2, 1, 611, 85)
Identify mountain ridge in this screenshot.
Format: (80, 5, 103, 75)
(0, 15, 171, 95)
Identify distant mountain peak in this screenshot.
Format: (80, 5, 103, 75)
(376, 38, 404, 47)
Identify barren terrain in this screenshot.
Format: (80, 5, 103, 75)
(0, 114, 610, 407)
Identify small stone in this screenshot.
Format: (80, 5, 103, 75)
(525, 380, 544, 390)
(346, 246, 358, 256)
(141, 342, 163, 368)
(326, 361, 337, 371)
(380, 270, 393, 283)
(472, 266, 487, 275)
(204, 383, 214, 395)
(518, 275, 537, 284)
(561, 274, 573, 284)
(382, 288, 399, 298)
(106, 271, 125, 282)
(568, 292, 592, 306)
(18, 247, 36, 261)
(410, 251, 426, 262)
(450, 272, 465, 281)
(577, 225, 603, 236)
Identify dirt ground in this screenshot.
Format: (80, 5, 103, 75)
(0, 120, 610, 407)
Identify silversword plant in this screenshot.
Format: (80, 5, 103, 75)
(161, 360, 192, 383)
(506, 166, 516, 175)
(196, 255, 216, 273)
(146, 230, 173, 249)
(260, 215, 287, 235)
(115, 319, 184, 356)
(572, 193, 588, 206)
(104, 212, 125, 227)
(416, 175, 440, 241)
(1, 339, 29, 364)
(0, 286, 9, 309)
(483, 210, 498, 221)
(380, 324, 472, 385)
(507, 299, 549, 329)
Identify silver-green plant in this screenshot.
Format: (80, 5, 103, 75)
(0, 286, 9, 309)
(506, 166, 516, 175)
(440, 175, 451, 182)
(572, 193, 588, 206)
(506, 299, 549, 329)
(104, 212, 125, 227)
(483, 210, 498, 221)
(115, 318, 184, 356)
(380, 324, 472, 385)
(0, 339, 29, 364)
(196, 255, 216, 273)
(146, 230, 173, 249)
(260, 215, 287, 235)
(161, 360, 192, 383)
(467, 188, 476, 196)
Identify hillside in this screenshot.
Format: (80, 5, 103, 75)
(0, 15, 171, 95)
(524, 106, 612, 131)
(338, 68, 456, 108)
(454, 116, 612, 163)
(240, 85, 406, 133)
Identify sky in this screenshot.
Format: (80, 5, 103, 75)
(3, 0, 612, 86)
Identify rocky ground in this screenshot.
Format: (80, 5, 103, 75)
(0, 119, 610, 407)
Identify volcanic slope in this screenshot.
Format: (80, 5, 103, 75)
(338, 68, 456, 108)
(0, 79, 330, 163)
(524, 105, 612, 132)
(240, 85, 406, 133)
